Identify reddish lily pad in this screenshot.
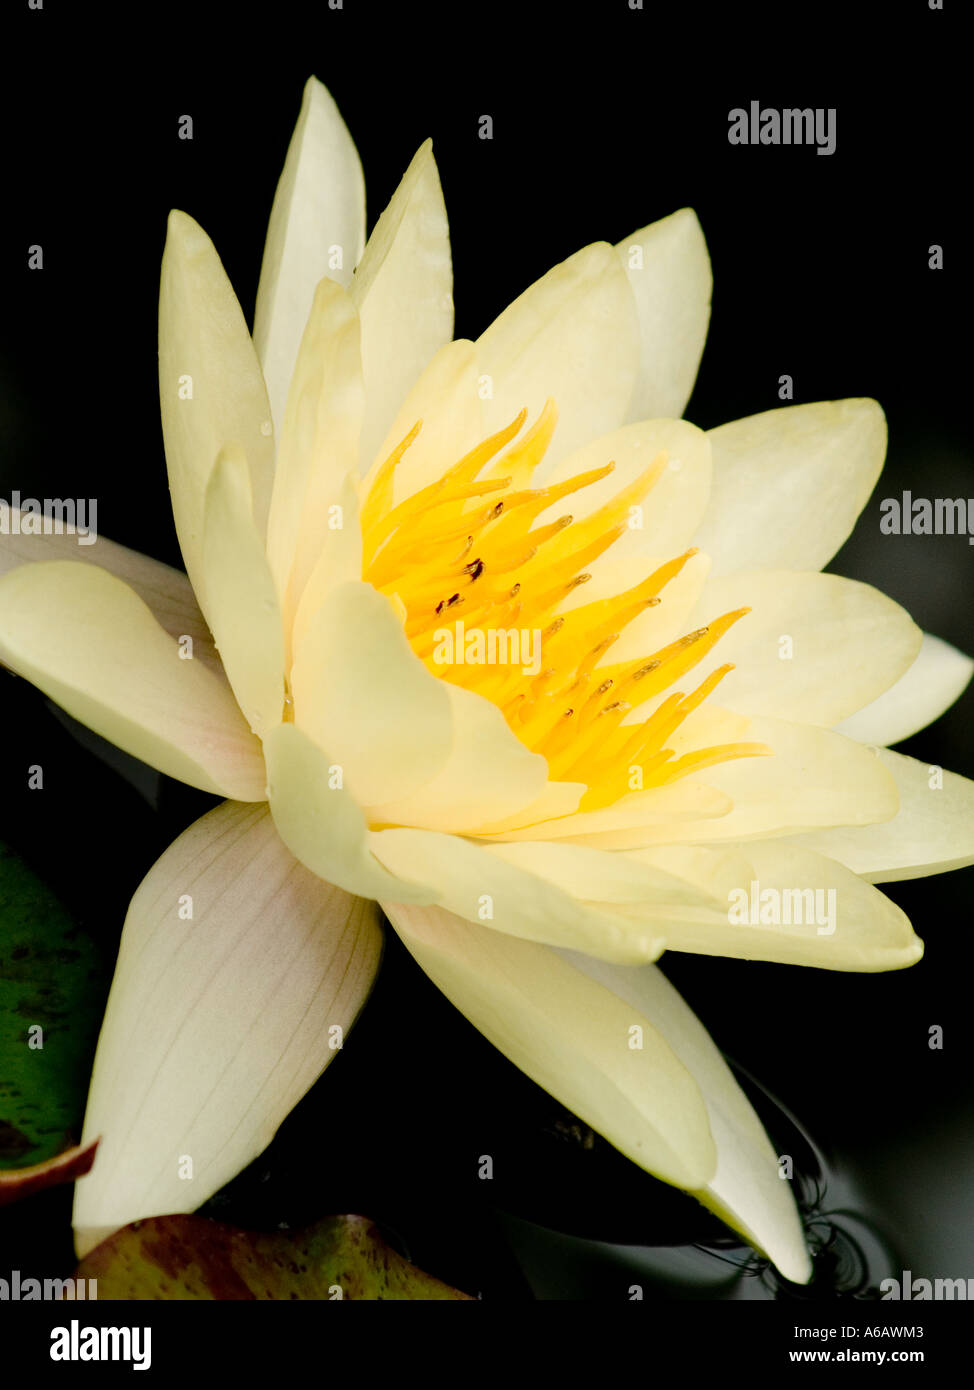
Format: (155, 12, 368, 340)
(0, 1138, 98, 1206)
(74, 1214, 474, 1300)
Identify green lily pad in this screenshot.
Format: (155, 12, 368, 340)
(74, 1214, 474, 1300)
(0, 841, 106, 1169)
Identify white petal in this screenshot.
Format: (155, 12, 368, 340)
(536, 417, 712, 562)
(254, 77, 366, 441)
(693, 400, 887, 574)
(785, 748, 974, 882)
(477, 242, 640, 476)
(614, 842, 923, 970)
(374, 828, 664, 961)
(290, 471, 365, 657)
(479, 779, 733, 847)
(383, 903, 715, 1189)
(352, 141, 453, 468)
(264, 275, 364, 621)
(560, 950, 810, 1283)
(483, 838, 726, 907)
(72, 801, 382, 1256)
(685, 570, 922, 725)
(834, 632, 974, 746)
(202, 445, 286, 739)
(0, 512, 222, 675)
(367, 681, 549, 833)
(615, 208, 712, 421)
(159, 211, 276, 605)
(0, 561, 265, 800)
(682, 715, 900, 842)
(290, 580, 451, 806)
(262, 722, 437, 903)
(363, 339, 484, 506)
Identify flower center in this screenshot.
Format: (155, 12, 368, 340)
(360, 405, 768, 811)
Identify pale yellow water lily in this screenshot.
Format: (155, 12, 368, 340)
(2, 77, 973, 1288)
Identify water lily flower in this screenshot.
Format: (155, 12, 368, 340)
(2, 77, 973, 1288)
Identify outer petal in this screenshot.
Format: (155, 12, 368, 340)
(685, 571, 922, 725)
(253, 76, 366, 440)
(202, 445, 286, 739)
(72, 802, 382, 1257)
(785, 749, 974, 883)
(0, 512, 221, 675)
(159, 211, 276, 604)
(373, 828, 665, 962)
(383, 903, 715, 1189)
(290, 580, 451, 807)
(265, 275, 365, 617)
(352, 141, 453, 468)
(834, 633, 974, 746)
(692, 400, 887, 574)
(0, 561, 265, 800)
(262, 722, 438, 903)
(615, 208, 712, 421)
(612, 842, 923, 970)
(476, 242, 640, 475)
(561, 950, 810, 1283)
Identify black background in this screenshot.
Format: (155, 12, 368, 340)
(1, 0, 971, 1302)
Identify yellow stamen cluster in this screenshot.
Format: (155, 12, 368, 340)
(361, 404, 769, 811)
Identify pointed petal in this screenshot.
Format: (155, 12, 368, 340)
(560, 950, 810, 1283)
(202, 445, 286, 739)
(352, 141, 453, 468)
(615, 208, 712, 421)
(262, 722, 437, 902)
(537, 417, 712, 561)
(682, 714, 900, 842)
(363, 339, 484, 505)
(469, 778, 585, 835)
(254, 77, 366, 440)
(72, 801, 382, 1256)
(0, 561, 265, 799)
(476, 242, 640, 475)
(383, 903, 715, 1188)
(159, 211, 276, 604)
(0, 513, 221, 675)
(615, 842, 923, 970)
(290, 470, 365, 657)
(483, 838, 726, 907)
(374, 828, 664, 961)
(785, 748, 974, 883)
(366, 681, 549, 832)
(693, 400, 887, 574)
(265, 275, 364, 615)
(478, 779, 733, 847)
(290, 580, 451, 806)
(527, 709, 901, 852)
(834, 632, 974, 746)
(685, 571, 922, 725)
